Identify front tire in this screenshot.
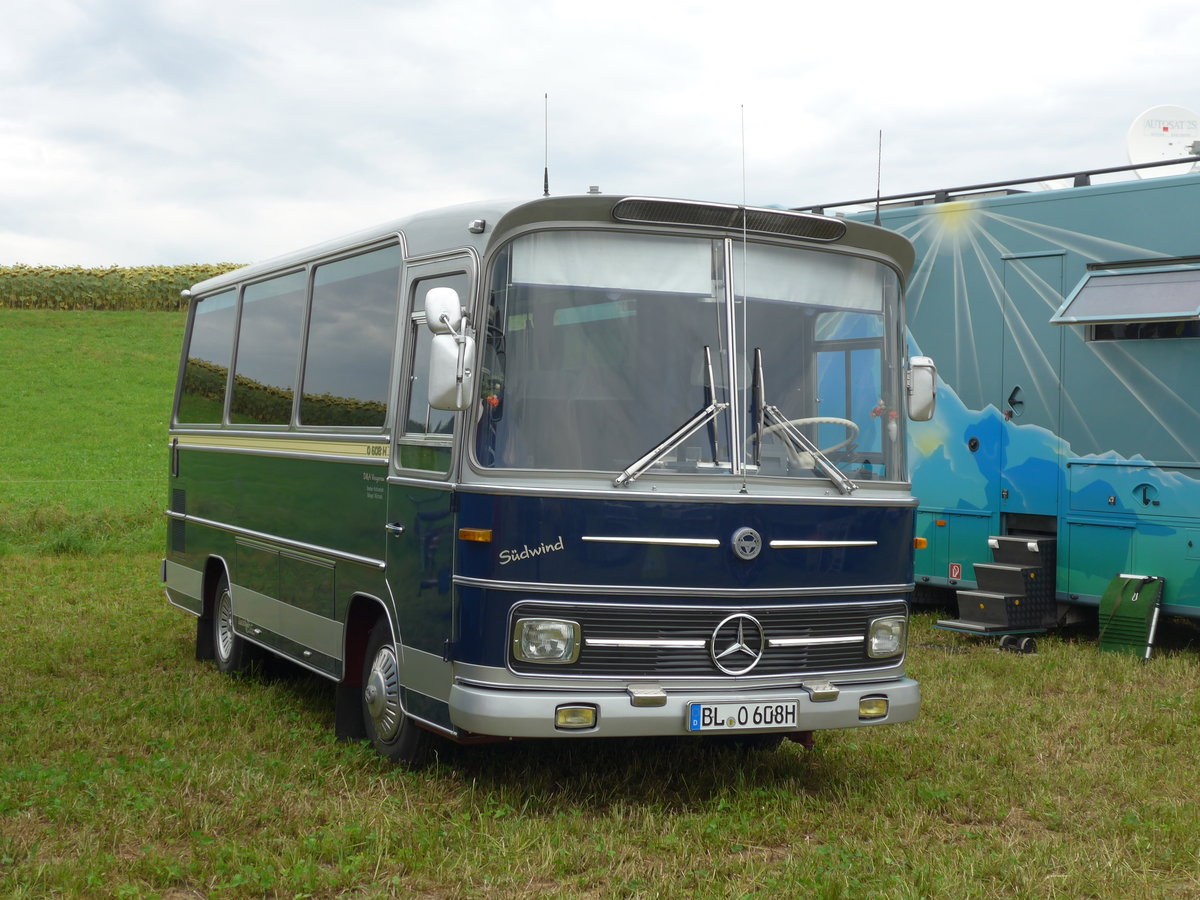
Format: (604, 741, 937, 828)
(361, 621, 433, 765)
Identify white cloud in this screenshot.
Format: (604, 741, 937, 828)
(1, 0, 1199, 264)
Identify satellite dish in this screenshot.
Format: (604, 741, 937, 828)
(1127, 105, 1200, 178)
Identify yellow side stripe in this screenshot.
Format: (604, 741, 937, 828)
(172, 434, 389, 459)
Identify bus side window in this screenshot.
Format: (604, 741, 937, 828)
(178, 288, 237, 424)
(398, 274, 467, 472)
(300, 245, 402, 428)
(229, 271, 308, 426)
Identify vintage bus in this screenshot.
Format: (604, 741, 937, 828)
(161, 193, 937, 763)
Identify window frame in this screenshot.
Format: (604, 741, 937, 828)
(394, 255, 477, 476)
(297, 240, 404, 432)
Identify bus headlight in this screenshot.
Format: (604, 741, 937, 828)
(513, 618, 581, 664)
(867, 616, 906, 659)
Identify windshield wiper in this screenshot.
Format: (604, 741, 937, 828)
(613, 346, 728, 488)
(750, 348, 858, 495)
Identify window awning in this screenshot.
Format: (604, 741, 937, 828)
(1051, 264, 1200, 325)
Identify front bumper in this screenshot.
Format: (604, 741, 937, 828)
(449, 677, 919, 739)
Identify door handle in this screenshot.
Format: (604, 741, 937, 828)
(1006, 385, 1024, 419)
(385, 523, 406, 537)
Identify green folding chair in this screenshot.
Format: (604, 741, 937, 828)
(1098, 574, 1163, 659)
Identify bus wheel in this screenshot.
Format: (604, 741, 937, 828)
(362, 622, 432, 765)
(213, 577, 251, 675)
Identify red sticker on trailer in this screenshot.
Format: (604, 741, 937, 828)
(949, 563, 963, 580)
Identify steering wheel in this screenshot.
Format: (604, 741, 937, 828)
(757, 417, 859, 456)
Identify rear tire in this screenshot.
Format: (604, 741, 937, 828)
(361, 621, 433, 765)
(213, 577, 252, 675)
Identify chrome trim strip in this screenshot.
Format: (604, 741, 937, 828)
(387, 474, 455, 490)
(453, 574, 912, 598)
(585, 638, 708, 649)
(454, 481, 917, 507)
(514, 596, 910, 613)
(581, 535, 721, 548)
(453, 667, 907, 689)
(769, 540, 878, 549)
(768, 635, 864, 647)
(164, 510, 386, 569)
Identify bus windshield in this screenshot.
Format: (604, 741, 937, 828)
(475, 229, 904, 483)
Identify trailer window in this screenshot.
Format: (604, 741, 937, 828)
(1052, 266, 1200, 333)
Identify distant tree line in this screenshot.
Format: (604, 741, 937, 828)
(0, 264, 243, 311)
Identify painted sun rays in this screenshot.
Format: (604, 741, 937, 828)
(893, 200, 1200, 461)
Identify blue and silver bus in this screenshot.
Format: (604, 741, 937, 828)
(161, 193, 936, 763)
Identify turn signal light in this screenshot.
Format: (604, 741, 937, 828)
(458, 528, 493, 543)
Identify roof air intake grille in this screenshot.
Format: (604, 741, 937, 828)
(612, 198, 846, 242)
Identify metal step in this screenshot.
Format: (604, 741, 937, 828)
(955, 589, 1026, 627)
(988, 534, 1057, 567)
(972, 562, 1042, 595)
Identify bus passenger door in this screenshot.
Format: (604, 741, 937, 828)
(384, 261, 473, 728)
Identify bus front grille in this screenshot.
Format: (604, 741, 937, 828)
(508, 599, 906, 678)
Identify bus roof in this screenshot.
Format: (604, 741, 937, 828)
(186, 194, 914, 297)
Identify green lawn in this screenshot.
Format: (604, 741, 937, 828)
(2, 311, 1199, 898)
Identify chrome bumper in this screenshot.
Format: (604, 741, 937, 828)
(449, 677, 919, 739)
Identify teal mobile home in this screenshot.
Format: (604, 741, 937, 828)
(803, 165, 1200, 623)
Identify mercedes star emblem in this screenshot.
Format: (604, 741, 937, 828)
(710, 613, 765, 675)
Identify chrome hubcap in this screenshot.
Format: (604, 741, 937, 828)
(216, 590, 235, 661)
(365, 645, 401, 741)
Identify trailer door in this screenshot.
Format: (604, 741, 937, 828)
(999, 253, 1065, 518)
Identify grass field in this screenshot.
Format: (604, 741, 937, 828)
(3, 310, 1200, 899)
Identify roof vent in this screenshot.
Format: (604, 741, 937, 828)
(612, 198, 845, 242)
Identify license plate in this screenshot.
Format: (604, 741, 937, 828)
(686, 699, 799, 732)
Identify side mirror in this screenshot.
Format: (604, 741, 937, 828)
(907, 356, 937, 421)
(425, 287, 463, 335)
(428, 333, 476, 410)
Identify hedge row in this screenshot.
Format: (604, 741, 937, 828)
(0, 264, 243, 311)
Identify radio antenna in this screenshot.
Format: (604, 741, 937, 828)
(738, 104, 750, 493)
(874, 129, 883, 226)
(740, 104, 748, 209)
(543, 93, 550, 197)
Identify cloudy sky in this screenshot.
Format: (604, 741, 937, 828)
(4, 0, 1199, 267)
